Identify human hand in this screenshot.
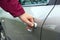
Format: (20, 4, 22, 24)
(19, 13, 34, 27)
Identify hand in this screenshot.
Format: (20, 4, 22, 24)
(19, 13, 34, 27)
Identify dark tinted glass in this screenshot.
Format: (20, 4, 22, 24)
(19, 0, 50, 6)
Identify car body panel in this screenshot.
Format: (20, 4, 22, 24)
(0, 0, 59, 40)
(41, 0, 60, 40)
(0, 18, 40, 40)
(41, 5, 60, 40)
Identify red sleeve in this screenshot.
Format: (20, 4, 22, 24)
(0, 0, 25, 17)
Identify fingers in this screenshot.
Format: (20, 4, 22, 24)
(19, 13, 34, 27)
(20, 17, 34, 26)
(28, 17, 34, 26)
(29, 17, 34, 23)
(24, 17, 34, 27)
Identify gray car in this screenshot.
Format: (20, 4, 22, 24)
(0, 0, 60, 40)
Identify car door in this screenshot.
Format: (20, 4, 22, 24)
(41, 0, 60, 40)
(0, 0, 56, 40)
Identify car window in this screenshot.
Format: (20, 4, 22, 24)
(19, 0, 50, 6)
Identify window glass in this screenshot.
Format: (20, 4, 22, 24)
(19, 0, 50, 6)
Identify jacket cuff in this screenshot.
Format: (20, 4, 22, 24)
(13, 8, 25, 17)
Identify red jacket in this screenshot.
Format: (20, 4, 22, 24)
(0, 0, 25, 17)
